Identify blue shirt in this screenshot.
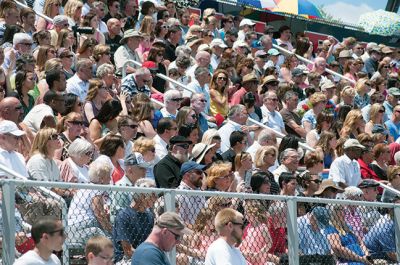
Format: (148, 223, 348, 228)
(354, 93, 370, 109)
(297, 215, 331, 255)
(364, 215, 395, 259)
(385, 120, 400, 141)
(301, 109, 317, 129)
(113, 207, 154, 262)
(132, 242, 171, 265)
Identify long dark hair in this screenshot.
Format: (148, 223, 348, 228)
(94, 99, 122, 123)
(15, 70, 32, 98)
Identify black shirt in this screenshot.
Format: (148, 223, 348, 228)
(104, 33, 122, 64)
(154, 153, 182, 188)
(164, 39, 177, 62)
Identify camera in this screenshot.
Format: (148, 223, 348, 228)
(72, 25, 95, 35)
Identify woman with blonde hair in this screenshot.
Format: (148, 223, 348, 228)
(354, 78, 371, 109)
(92, 44, 111, 68)
(339, 86, 356, 107)
(302, 92, 327, 133)
(176, 106, 198, 129)
(233, 152, 253, 191)
(27, 128, 62, 182)
(325, 204, 371, 264)
(133, 136, 157, 179)
(343, 59, 358, 84)
(84, 79, 111, 123)
(209, 69, 230, 117)
(201, 128, 222, 161)
(365, 103, 385, 135)
(206, 162, 234, 192)
(36, 0, 60, 30)
(340, 109, 365, 138)
(56, 29, 75, 50)
(77, 38, 98, 60)
(54, 112, 85, 161)
(35, 45, 57, 73)
(64, 0, 83, 27)
(315, 131, 337, 169)
(253, 146, 280, 194)
(139, 16, 155, 36)
(306, 111, 334, 148)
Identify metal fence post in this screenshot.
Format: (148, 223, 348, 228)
(164, 190, 177, 265)
(393, 204, 400, 261)
(1, 181, 16, 264)
(286, 197, 299, 265)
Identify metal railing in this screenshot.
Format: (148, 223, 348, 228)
(2, 163, 400, 265)
(122, 59, 315, 151)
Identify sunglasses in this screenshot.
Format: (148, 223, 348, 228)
(150, 147, 156, 153)
(267, 98, 279, 102)
(49, 228, 64, 236)
(161, 25, 169, 29)
(20, 43, 33, 46)
(379, 109, 385, 113)
(199, 99, 207, 103)
(310, 179, 322, 184)
(48, 134, 60, 140)
(170, 98, 183, 102)
(217, 76, 227, 81)
(175, 143, 190, 149)
(123, 124, 138, 129)
(190, 114, 197, 119)
(85, 150, 94, 157)
(218, 172, 233, 179)
(168, 229, 182, 241)
(69, 120, 84, 126)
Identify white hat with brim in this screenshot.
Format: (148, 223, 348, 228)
(0, 120, 25, 136)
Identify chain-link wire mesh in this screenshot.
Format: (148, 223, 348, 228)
(1, 180, 399, 265)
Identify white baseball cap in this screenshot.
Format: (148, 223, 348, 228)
(210, 39, 228, 48)
(0, 120, 25, 136)
(239, 18, 255, 27)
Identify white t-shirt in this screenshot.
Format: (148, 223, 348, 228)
(14, 250, 61, 265)
(0, 147, 28, 178)
(205, 238, 247, 265)
(22, 104, 54, 133)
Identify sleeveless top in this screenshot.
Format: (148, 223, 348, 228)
(210, 90, 228, 117)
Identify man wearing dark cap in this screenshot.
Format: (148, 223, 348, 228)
(177, 161, 206, 224)
(358, 179, 382, 231)
(297, 206, 334, 264)
(132, 212, 193, 265)
(291, 68, 308, 101)
(110, 152, 151, 220)
(154, 136, 192, 188)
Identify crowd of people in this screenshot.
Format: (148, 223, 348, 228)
(0, 0, 399, 263)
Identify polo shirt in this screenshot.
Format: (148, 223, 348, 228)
(329, 154, 361, 187)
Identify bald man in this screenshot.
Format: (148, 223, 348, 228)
(0, 97, 33, 158)
(187, 51, 212, 83)
(104, 18, 122, 61)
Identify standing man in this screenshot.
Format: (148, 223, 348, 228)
(205, 208, 247, 265)
(132, 212, 193, 265)
(14, 217, 65, 265)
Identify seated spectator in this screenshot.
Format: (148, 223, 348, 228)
(365, 103, 385, 135)
(67, 160, 113, 245)
(206, 162, 234, 192)
(381, 165, 400, 203)
(178, 124, 200, 147)
(11, 71, 36, 119)
(84, 78, 111, 123)
(385, 104, 400, 142)
(314, 131, 337, 169)
(267, 201, 288, 256)
(306, 111, 334, 148)
(154, 135, 192, 188)
(117, 116, 138, 158)
(133, 137, 157, 179)
(273, 148, 299, 183)
(314, 179, 345, 199)
(112, 179, 158, 264)
(302, 92, 327, 134)
(329, 139, 364, 187)
(132, 101, 157, 139)
(233, 152, 252, 191)
(160, 90, 182, 119)
(364, 196, 399, 262)
(298, 170, 322, 198)
(340, 109, 365, 139)
(191, 142, 216, 167)
(85, 235, 114, 265)
(297, 207, 333, 264)
(177, 161, 206, 224)
(325, 204, 371, 264)
(278, 172, 297, 196)
(354, 78, 371, 109)
(110, 152, 150, 219)
(342, 187, 365, 239)
(89, 99, 122, 145)
(357, 133, 380, 181)
(261, 91, 286, 134)
(59, 138, 93, 183)
(153, 117, 178, 160)
(222, 131, 248, 165)
(370, 143, 390, 181)
(247, 129, 277, 161)
(54, 112, 85, 161)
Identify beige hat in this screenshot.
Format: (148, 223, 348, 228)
(120, 29, 143, 44)
(198, 43, 211, 52)
(186, 36, 203, 47)
(343, 139, 365, 149)
(314, 179, 344, 196)
(381, 46, 394, 54)
(191, 143, 216, 163)
(155, 212, 193, 235)
(320, 80, 336, 91)
(242, 73, 258, 84)
(262, 75, 278, 86)
(338, 49, 352, 58)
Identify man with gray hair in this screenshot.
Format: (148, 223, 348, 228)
(191, 93, 214, 134)
(120, 67, 152, 97)
(280, 91, 306, 138)
(187, 67, 211, 108)
(160, 90, 182, 119)
(92, 1, 108, 34)
(273, 148, 300, 183)
(96, 63, 118, 97)
(261, 91, 287, 135)
(186, 51, 211, 82)
(246, 128, 277, 161)
(49, 15, 69, 46)
(2, 33, 33, 72)
(66, 58, 93, 101)
(218, 104, 252, 153)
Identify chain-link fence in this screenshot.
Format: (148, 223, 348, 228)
(1, 178, 400, 265)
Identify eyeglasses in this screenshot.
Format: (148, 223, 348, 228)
(150, 147, 156, 153)
(175, 143, 190, 149)
(48, 134, 60, 141)
(123, 124, 138, 129)
(310, 179, 322, 184)
(85, 150, 94, 157)
(170, 98, 183, 102)
(217, 76, 227, 81)
(97, 254, 114, 262)
(69, 120, 84, 126)
(168, 127, 178, 131)
(199, 99, 207, 103)
(190, 114, 197, 119)
(49, 228, 64, 236)
(20, 43, 33, 46)
(217, 172, 233, 180)
(167, 229, 182, 241)
(157, 53, 164, 56)
(143, 79, 152, 84)
(161, 25, 169, 29)
(230, 220, 248, 230)
(383, 65, 390, 69)
(62, 54, 74, 58)
(15, 105, 23, 110)
(379, 109, 385, 113)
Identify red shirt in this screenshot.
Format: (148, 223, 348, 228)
(111, 163, 124, 184)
